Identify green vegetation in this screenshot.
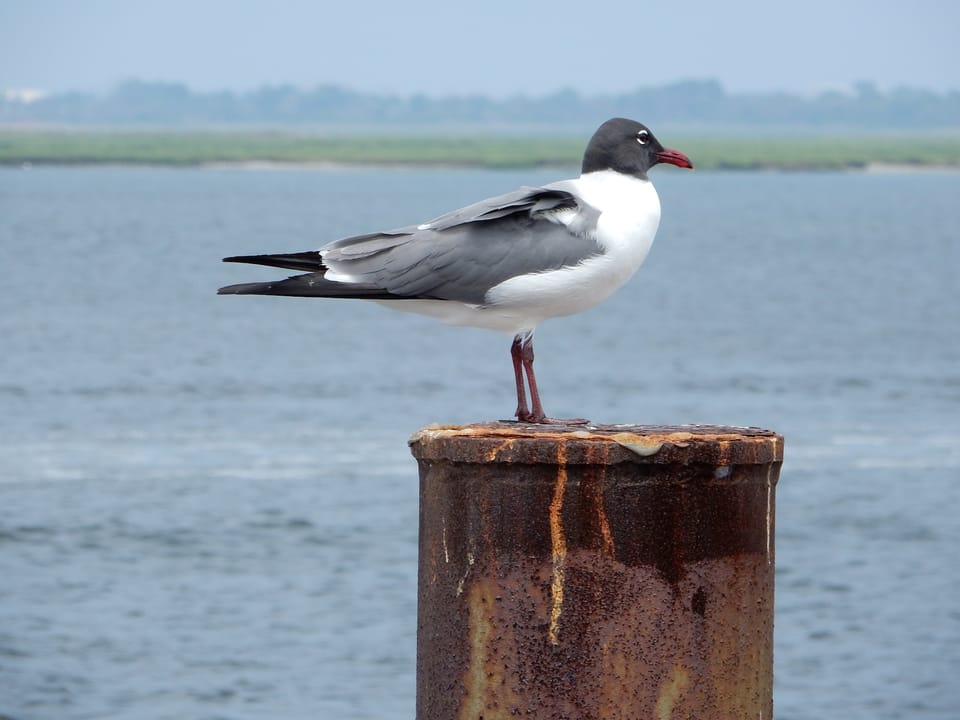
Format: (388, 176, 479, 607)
(1, 131, 958, 170)
(676, 135, 960, 170)
(0, 132, 581, 168)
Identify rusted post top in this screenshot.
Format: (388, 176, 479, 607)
(412, 421, 783, 719)
(410, 422, 784, 467)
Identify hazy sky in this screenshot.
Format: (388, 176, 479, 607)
(2, 0, 957, 96)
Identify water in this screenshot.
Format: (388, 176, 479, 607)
(1, 165, 958, 719)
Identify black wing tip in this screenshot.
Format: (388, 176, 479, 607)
(217, 282, 266, 295)
(217, 276, 414, 300)
(221, 251, 327, 273)
(217, 280, 299, 295)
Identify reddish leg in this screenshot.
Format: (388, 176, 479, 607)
(510, 333, 588, 425)
(519, 335, 547, 422)
(510, 335, 531, 421)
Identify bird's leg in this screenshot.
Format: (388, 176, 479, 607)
(517, 332, 589, 425)
(511, 335, 532, 421)
(519, 334, 547, 422)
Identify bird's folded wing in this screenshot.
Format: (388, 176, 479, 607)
(321, 187, 603, 304)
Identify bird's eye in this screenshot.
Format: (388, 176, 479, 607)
(636, 130, 650, 145)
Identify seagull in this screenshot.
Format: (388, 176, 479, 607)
(219, 117, 692, 423)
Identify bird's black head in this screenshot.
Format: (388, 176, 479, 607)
(581, 117, 693, 178)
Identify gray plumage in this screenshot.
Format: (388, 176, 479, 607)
(219, 185, 602, 304)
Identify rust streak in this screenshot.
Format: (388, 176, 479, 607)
(589, 469, 616, 557)
(548, 441, 568, 645)
(461, 581, 492, 720)
(485, 438, 515, 462)
(442, 517, 449, 564)
(717, 438, 731, 465)
(598, 504, 615, 556)
(588, 446, 615, 557)
(455, 551, 475, 597)
(655, 664, 690, 720)
(765, 462, 774, 564)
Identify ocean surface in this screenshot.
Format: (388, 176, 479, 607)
(1, 164, 958, 720)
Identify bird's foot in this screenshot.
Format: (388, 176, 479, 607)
(537, 416, 591, 426)
(514, 411, 590, 426)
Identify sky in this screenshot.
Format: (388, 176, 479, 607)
(1, 0, 958, 97)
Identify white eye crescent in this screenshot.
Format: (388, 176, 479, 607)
(636, 130, 650, 145)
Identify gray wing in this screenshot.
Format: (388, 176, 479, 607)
(320, 186, 602, 304)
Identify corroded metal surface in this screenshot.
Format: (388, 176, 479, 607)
(410, 422, 784, 466)
(411, 423, 783, 720)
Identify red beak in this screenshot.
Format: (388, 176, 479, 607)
(656, 147, 694, 169)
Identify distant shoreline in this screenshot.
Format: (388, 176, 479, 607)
(2, 130, 959, 172)
(861, 162, 960, 174)
(9, 160, 960, 175)
(9, 160, 960, 174)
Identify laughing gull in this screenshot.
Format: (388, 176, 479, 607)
(219, 117, 693, 423)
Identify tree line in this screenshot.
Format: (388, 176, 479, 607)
(3, 79, 958, 130)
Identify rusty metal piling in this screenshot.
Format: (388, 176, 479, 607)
(409, 422, 784, 720)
